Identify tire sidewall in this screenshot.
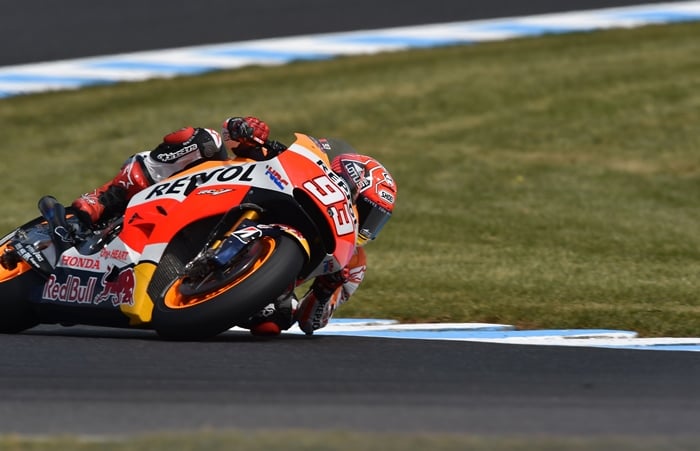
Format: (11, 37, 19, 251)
(0, 271, 42, 333)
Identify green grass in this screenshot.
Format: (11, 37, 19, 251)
(2, 22, 700, 337)
(1, 430, 699, 451)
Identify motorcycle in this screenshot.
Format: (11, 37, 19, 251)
(0, 134, 358, 340)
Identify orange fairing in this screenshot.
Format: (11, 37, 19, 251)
(118, 161, 250, 253)
(291, 133, 332, 165)
(281, 137, 358, 268)
(120, 133, 356, 272)
(0, 242, 32, 283)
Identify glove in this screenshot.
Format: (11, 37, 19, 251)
(72, 195, 104, 226)
(99, 185, 128, 218)
(225, 116, 269, 148)
(72, 185, 127, 227)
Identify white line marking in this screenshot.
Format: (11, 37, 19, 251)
(2, 1, 699, 97)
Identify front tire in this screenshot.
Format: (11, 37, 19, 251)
(152, 235, 304, 340)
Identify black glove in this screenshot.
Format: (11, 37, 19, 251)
(98, 185, 127, 220)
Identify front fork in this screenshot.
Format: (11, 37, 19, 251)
(209, 207, 262, 255)
(187, 204, 311, 274)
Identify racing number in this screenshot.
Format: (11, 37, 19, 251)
(304, 175, 345, 204)
(303, 176, 355, 236)
(331, 204, 354, 235)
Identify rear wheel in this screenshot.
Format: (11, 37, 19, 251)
(152, 234, 304, 340)
(0, 256, 41, 333)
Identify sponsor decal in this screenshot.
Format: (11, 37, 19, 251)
(60, 255, 101, 270)
(13, 242, 44, 266)
(381, 171, 395, 188)
(99, 248, 130, 261)
(317, 138, 332, 152)
(197, 188, 233, 196)
(379, 190, 395, 204)
(115, 160, 140, 191)
(232, 226, 263, 243)
(42, 274, 97, 304)
(154, 143, 199, 162)
(312, 305, 325, 326)
(311, 293, 335, 330)
(264, 165, 289, 190)
(145, 165, 256, 199)
(94, 266, 136, 307)
(342, 160, 361, 182)
(41, 266, 136, 307)
(321, 258, 338, 274)
(343, 160, 370, 192)
(310, 137, 332, 152)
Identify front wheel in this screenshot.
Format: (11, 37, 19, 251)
(152, 234, 305, 340)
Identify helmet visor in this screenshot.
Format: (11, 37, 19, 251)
(356, 196, 392, 245)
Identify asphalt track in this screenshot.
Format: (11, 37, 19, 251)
(1, 0, 700, 438)
(2, 325, 700, 436)
(0, 0, 672, 66)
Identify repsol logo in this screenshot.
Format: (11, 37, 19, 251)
(145, 165, 256, 199)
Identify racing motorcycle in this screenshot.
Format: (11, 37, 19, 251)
(0, 134, 358, 340)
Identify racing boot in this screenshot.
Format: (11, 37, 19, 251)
(72, 158, 151, 226)
(244, 294, 298, 336)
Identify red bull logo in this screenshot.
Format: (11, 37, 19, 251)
(93, 266, 136, 307)
(42, 274, 97, 304)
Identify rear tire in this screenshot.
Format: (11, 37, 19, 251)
(152, 235, 304, 340)
(0, 268, 41, 333)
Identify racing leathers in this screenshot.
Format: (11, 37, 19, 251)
(71, 126, 227, 225)
(71, 119, 367, 336)
(293, 246, 367, 334)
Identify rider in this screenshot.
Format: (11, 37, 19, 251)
(71, 117, 397, 336)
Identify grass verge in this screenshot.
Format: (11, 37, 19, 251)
(1, 22, 699, 336)
(1, 430, 699, 451)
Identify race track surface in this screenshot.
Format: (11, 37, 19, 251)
(1, 0, 699, 438)
(1, 325, 699, 436)
(0, 0, 672, 66)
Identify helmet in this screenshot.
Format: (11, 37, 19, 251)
(331, 154, 397, 246)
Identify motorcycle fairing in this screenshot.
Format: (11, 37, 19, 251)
(0, 133, 362, 331)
